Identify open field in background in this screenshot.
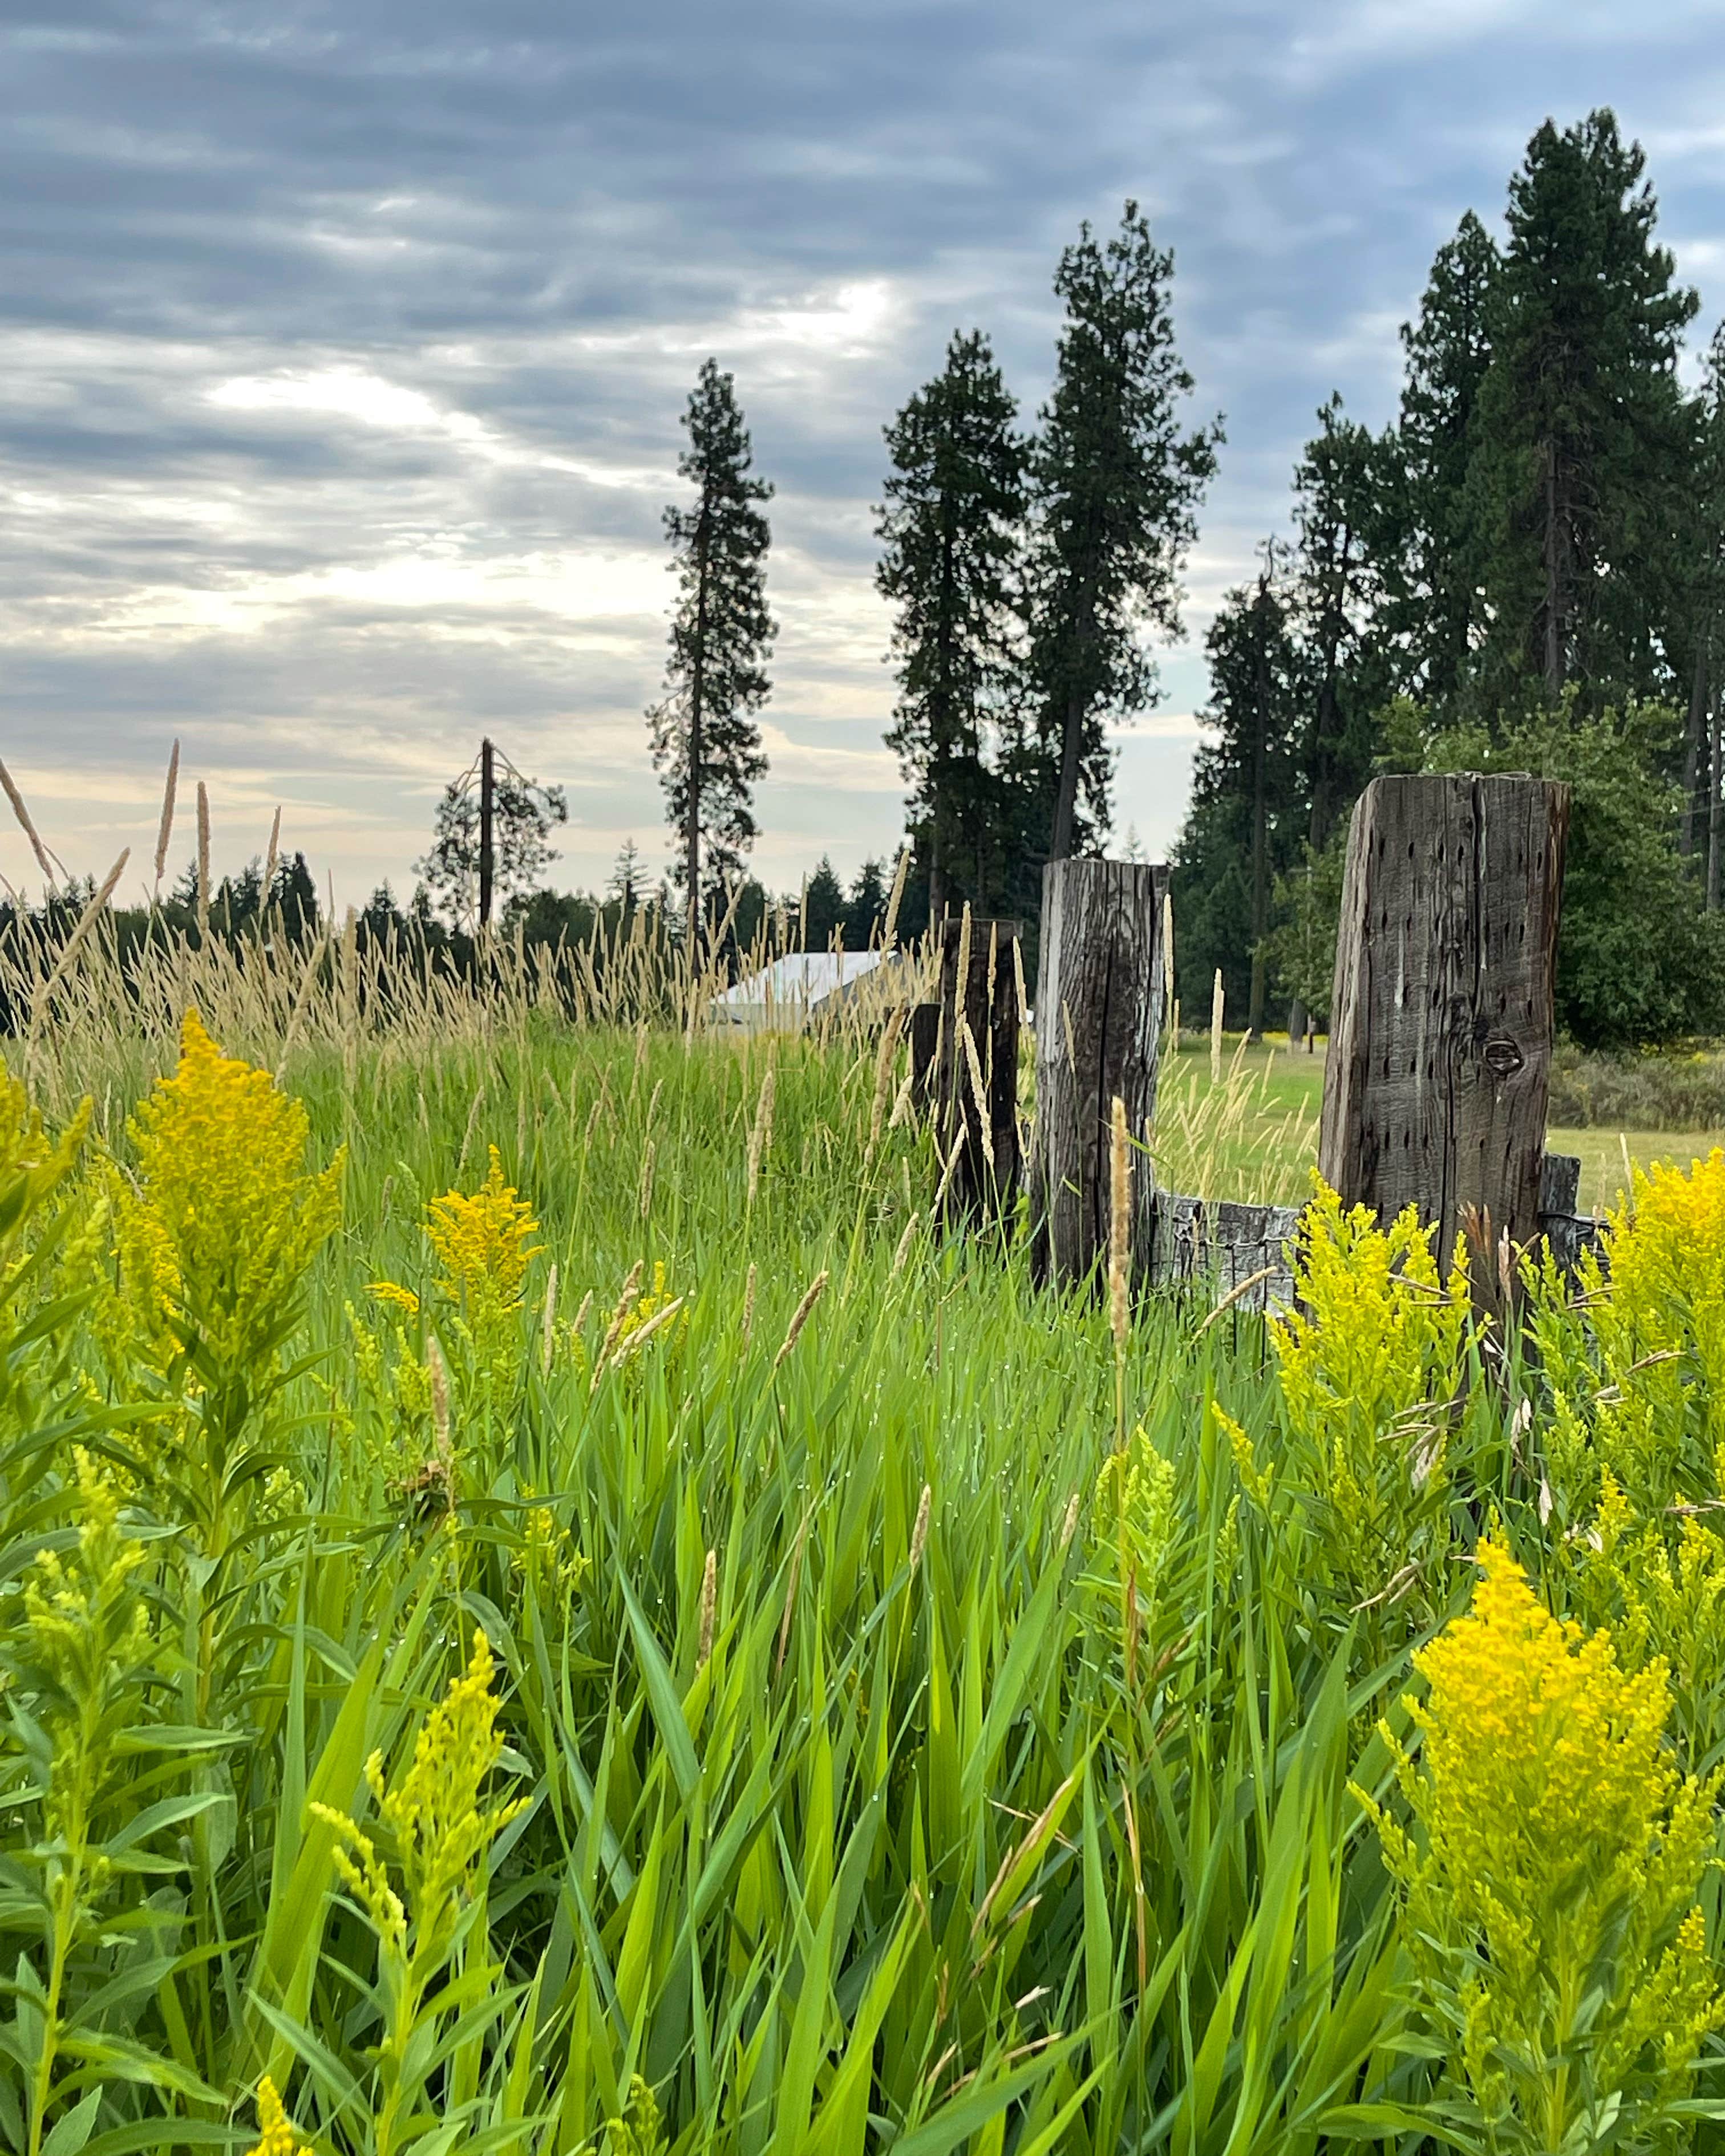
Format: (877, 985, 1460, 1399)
(1166, 1034, 1725, 1215)
(7, 918, 1725, 2150)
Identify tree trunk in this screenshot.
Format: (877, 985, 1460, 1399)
(1028, 858, 1164, 1287)
(1048, 687, 1086, 862)
(1681, 641, 1708, 857)
(1320, 773, 1569, 1294)
(1541, 441, 1566, 698)
(686, 499, 712, 947)
(1710, 690, 1722, 913)
(1248, 586, 1270, 1039)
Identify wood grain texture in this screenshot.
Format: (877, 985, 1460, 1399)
(1028, 859, 1165, 1286)
(1318, 773, 1570, 1273)
(935, 916, 1022, 1223)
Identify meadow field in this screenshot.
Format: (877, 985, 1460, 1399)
(7, 922, 1725, 2155)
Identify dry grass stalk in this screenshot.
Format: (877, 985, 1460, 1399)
(1108, 1095, 1132, 1359)
(195, 781, 213, 937)
(541, 1261, 558, 1377)
(740, 1261, 756, 1345)
(890, 1211, 919, 1276)
(153, 740, 180, 893)
(932, 1128, 967, 1216)
(961, 1017, 994, 1173)
(909, 1482, 932, 1571)
(746, 1065, 775, 1209)
(1209, 969, 1224, 1084)
(954, 903, 973, 1023)
(427, 1335, 452, 1464)
(774, 1269, 829, 1372)
(698, 1549, 717, 1666)
(570, 1287, 594, 1338)
(1012, 935, 1030, 1028)
(882, 845, 909, 949)
(0, 757, 58, 889)
(1059, 1489, 1082, 1551)
(589, 1259, 647, 1389)
(867, 1007, 903, 1152)
(1171, 995, 1180, 1055)
(638, 1140, 655, 1221)
(264, 804, 281, 896)
(26, 849, 131, 1067)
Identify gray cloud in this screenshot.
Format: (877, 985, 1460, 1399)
(4, 0, 1724, 900)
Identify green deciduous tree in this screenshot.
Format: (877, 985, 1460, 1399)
(877, 331, 1030, 926)
(648, 358, 776, 936)
(1029, 202, 1221, 861)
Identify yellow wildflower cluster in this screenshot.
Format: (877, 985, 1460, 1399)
(1269, 1177, 1470, 1622)
(1532, 1150, 1725, 1521)
(1360, 1541, 1722, 2143)
(314, 1629, 525, 1970)
(243, 2077, 305, 2156)
(107, 1009, 343, 1373)
(1573, 1469, 1725, 1764)
(426, 1146, 540, 1311)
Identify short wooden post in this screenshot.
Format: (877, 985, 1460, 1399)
(934, 914, 1022, 1222)
(1319, 772, 1570, 1280)
(1028, 860, 1165, 1287)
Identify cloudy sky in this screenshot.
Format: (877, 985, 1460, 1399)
(6, 0, 1725, 907)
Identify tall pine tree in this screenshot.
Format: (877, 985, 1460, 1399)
(648, 358, 776, 934)
(1388, 210, 1499, 706)
(1293, 395, 1394, 853)
(876, 331, 1029, 926)
(1169, 548, 1303, 1030)
(1028, 203, 1220, 860)
(1473, 111, 1697, 704)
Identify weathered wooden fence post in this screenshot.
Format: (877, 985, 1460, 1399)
(934, 912, 1022, 1222)
(1319, 772, 1570, 1285)
(1029, 860, 1165, 1286)
(908, 1002, 941, 1109)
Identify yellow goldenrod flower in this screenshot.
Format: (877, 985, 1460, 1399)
(244, 2076, 305, 2156)
(1358, 1538, 1723, 2146)
(425, 1147, 540, 1310)
(111, 1008, 343, 1372)
(367, 1280, 422, 1319)
(1266, 1176, 1470, 1625)
(315, 1628, 525, 1968)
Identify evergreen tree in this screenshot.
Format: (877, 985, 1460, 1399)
(1028, 202, 1221, 860)
(607, 837, 646, 915)
(1169, 548, 1304, 1030)
(1388, 210, 1499, 704)
(1473, 111, 1698, 703)
(647, 358, 775, 934)
(844, 858, 888, 949)
(799, 857, 846, 950)
(1293, 395, 1394, 854)
(876, 331, 1029, 926)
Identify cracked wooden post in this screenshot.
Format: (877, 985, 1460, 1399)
(1318, 772, 1570, 1295)
(1029, 860, 1165, 1287)
(934, 912, 1022, 1224)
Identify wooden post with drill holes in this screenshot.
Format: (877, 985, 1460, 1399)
(1028, 859, 1167, 1288)
(933, 911, 1022, 1223)
(1318, 772, 1571, 1303)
